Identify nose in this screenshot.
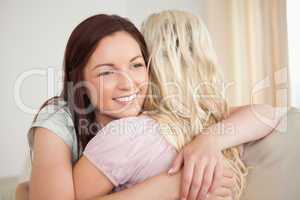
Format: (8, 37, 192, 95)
(117, 70, 136, 91)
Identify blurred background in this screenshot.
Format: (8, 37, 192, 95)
(0, 0, 298, 182)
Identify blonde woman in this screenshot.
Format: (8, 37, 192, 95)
(141, 10, 249, 199)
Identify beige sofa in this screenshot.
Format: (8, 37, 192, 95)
(0, 177, 18, 200)
(242, 108, 300, 200)
(1, 108, 299, 200)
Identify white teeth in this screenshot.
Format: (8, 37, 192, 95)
(115, 93, 137, 102)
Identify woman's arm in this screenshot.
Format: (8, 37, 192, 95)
(30, 104, 262, 199)
(29, 128, 75, 200)
(18, 163, 234, 200)
(28, 127, 180, 200)
(18, 170, 180, 200)
(73, 156, 114, 199)
(207, 104, 284, 150)
(168, 104, 284, 200)
(19, 174, 180, 200)
(87, 172, 181, 200)
(89, 169, 235, 200)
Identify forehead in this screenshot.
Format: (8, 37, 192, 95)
(89, 31, 142, 64)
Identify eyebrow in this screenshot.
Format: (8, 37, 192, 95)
(130, 55, 143, 62)
(92, 55, 143, 70)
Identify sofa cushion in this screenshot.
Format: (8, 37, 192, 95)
(242, 108, 300, 200)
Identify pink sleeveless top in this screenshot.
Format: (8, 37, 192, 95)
(83, 115, 178, 191)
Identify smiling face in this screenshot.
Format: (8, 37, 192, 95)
(83, 31, 149, 126)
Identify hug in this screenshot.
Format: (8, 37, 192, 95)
(15, 10, 298, 200)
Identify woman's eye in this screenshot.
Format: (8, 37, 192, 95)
(132, 63, 145, 68)
(98, 71, 114, 76)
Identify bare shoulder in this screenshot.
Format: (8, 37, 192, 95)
(32, 127, 72, 161)
(30, 127, 74, 199)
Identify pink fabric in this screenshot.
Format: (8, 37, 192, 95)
(83, 115, 178, 191)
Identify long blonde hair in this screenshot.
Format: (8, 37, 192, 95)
(141, 10, 247, 199)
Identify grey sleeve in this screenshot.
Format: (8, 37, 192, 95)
(27, 103, 78, 162)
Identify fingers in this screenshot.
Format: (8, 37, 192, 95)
(181, 159, 195, 200)
(213, 187, 232, 198)
(221, 167, 235, 195)
(187, 161, 206, 200)
(221, 176, 235, 189)
(196, 160, 217, 200)
(168, 152, 184, 175)
(209, 175, 234, 199)
(206, 193, 231, 200)
(223, 167, 234, 179)
(208, 161, 223, 193)
(208, 168, 235, 200)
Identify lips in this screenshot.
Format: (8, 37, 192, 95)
(113, 92, 138, 103)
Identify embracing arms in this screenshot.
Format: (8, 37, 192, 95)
(167, 104, 284, 200)
(22, 104, 282, 200)
(74, 104, 283, 200)
(25, 127, 233, 200)
(28, 128, 181, 200)
(210, 104, 283, 150)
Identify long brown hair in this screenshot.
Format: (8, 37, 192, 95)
(33, 14, 149, 157)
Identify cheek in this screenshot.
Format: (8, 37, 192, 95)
(133, 70, 149, 105)
(135, 69, 149, 90)
(86, 79, 116, 109)
(141, 72, 149, 95)
(99, 83, 117, 110)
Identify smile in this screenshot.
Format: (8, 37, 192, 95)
(113, 92, 138, 103)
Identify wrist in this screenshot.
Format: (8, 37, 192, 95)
(197, 129, 223, 151)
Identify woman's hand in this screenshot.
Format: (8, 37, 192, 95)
(168, 133, 224, 200)
(207, 168, 235, 200)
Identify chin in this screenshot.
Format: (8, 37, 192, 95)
(110, 102, 143, 118)
(117, 109, 141, 118)
(115, 108, 141, 118)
